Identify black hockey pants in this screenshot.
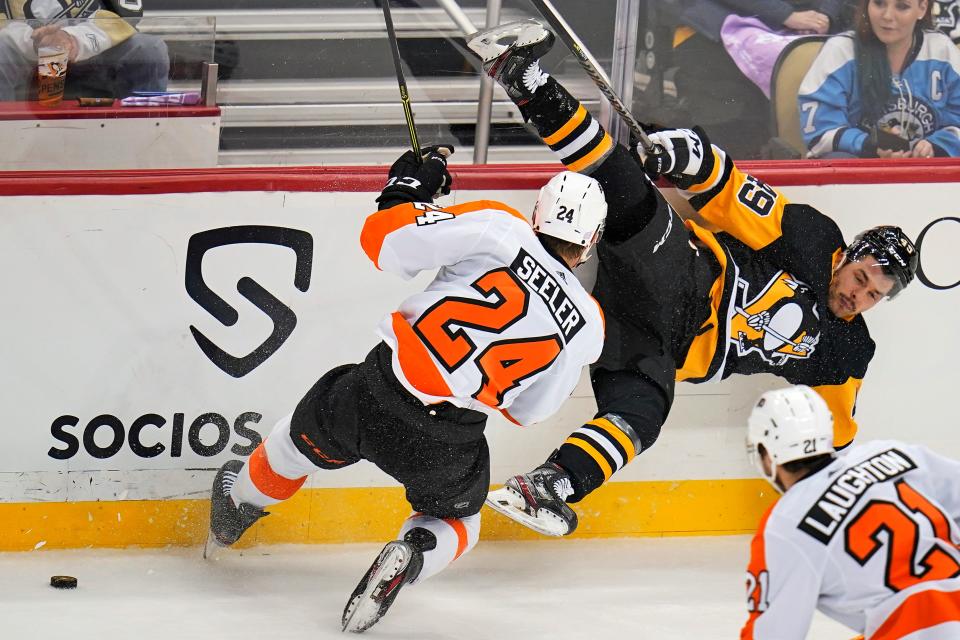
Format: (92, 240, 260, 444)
(288, 342, 490, 519)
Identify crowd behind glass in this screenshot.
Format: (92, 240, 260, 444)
(0, 0, 957, 162)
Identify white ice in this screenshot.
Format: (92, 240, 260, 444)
(0, 537, 851, 639)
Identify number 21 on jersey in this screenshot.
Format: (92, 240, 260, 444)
(845, 479, 960, 592)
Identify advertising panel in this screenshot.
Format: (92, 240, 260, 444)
(1, 176, 957, 513)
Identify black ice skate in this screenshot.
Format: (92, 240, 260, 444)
(485, 462, 579, 536)
(467, 20, 555, 105)
(341, 539, 424, 633)
(203, 459, 269, 559)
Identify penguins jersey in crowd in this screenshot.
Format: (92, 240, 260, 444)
(674, 145, 874, 446)
(798, 29, 960, 157)
(935, 0, 960, 43)
(741, 440, 960, 639)
(1, 0, 140, 61)
(360, 199, 605, 427)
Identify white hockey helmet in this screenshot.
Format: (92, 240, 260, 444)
(746, 385, 836, 490)
(532, 171, 607, 265)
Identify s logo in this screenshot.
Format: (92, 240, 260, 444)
(186, 226, 313, 378)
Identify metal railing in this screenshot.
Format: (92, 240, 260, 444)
(142, 7, 525, 40)
(145, 1, 643, 166)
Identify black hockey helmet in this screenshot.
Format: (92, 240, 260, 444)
(843, 225, 918, 299)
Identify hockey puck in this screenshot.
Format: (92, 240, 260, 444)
(50, 575, 77, 589)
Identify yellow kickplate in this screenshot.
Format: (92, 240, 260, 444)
(0, 479, 777, 551)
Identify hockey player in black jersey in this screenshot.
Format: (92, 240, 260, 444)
(467, 20, 919, 536)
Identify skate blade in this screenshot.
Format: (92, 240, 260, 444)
(467, 19, 545, 61)
(202, 530, 226, 560)
(341, 543, 411, 633)
(485, 487, 570, 537)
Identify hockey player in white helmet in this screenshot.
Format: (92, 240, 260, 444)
(742, 385, 960, 639)
(205, 144, 607, 633)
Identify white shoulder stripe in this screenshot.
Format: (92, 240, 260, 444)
(798, 34, 856, 95)
(915, 30, 960, 75)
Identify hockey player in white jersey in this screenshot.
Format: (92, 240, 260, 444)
(743, 385, 960, 639)
(204, 145, 607, 633)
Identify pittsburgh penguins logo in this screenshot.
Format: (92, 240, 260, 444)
(876, 87, 938, 144)
(24, 0, 99, 21)
(934, 0, 960, 42)
(730, 272, 820, 366)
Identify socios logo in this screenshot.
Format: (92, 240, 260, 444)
(186, 226, 313, 377)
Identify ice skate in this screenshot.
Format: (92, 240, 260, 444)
(485, 462, 578, 536)
(341, 539, 423, 633)
(203, 459, 269, 559)
(467, 19, 555, 104)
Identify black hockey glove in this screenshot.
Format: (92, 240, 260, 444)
(632, 126, 714, 190)
(376, 144, 454, 209)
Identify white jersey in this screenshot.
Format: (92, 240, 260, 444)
(742, 440, 960, 640)
(360, 199, 604, 426)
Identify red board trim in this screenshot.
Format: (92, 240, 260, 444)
(0, 159, 957, 196)
(0, 100, 220, 121)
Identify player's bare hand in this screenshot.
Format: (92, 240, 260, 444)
(784, 10, 830, 34)
(910, 140, 935, 158)
(32, 26, 80, 61)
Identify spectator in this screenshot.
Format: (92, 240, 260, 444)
(799, 0, 960, 158)
(660, 1, 853, 158)
(0, 0, 168, 102)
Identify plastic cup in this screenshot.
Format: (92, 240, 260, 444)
(37, 45, 68, 107)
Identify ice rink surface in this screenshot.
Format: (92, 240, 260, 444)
(0, 536, 853, 639)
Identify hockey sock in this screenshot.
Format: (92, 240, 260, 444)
(229, 414, 310, 509)
(521, 77, 614, 174)
(548, 415, 641, 502)
(398, 512, 480, 583)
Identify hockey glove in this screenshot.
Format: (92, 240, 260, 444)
(485, 462, 578, 536)
(635, 126, 714, 189)
(376, 144, 454, 209)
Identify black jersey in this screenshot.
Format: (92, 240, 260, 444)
(676, 147, 874, 445)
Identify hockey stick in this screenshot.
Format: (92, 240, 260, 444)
(380, 0, 422, 160)
(527, 0, 657, 153)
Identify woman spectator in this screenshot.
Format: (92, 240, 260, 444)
(799, 0, 960, 157)
(661, 1, 852, 159)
